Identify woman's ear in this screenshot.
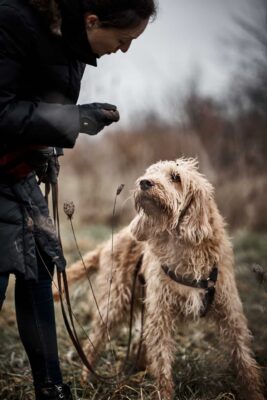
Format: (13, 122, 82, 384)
(84, 14, 100, 29)
(179, 189, 213, 245)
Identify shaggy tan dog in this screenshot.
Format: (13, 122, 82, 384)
(59, 158, 264, 400)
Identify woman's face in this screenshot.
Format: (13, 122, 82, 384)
(85, 15, 149, 57)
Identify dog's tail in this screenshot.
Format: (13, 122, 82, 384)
(67, 248, 100, 284)
(53, 247, 101, 301)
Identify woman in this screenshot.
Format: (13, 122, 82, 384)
(0, 0, 157, 399)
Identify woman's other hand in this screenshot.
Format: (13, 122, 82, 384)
(78, 102, 120, 135)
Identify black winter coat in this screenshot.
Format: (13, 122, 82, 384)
(0, 0, 97, 279)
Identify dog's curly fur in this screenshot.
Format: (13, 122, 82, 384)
(59, 158, 264, 399)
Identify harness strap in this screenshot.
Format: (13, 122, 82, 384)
(161, 264, 218, 289)
(161, 264, 218, 317)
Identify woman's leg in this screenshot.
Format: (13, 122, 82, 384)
(14, 248, 63, 389)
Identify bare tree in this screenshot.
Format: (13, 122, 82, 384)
(231, 0, 267, 116)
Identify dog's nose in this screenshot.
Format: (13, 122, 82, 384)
(140, 179, 154, 191)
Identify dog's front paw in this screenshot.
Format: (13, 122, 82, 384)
(153, 379, 174, 400)
(151, 388, 173, 400)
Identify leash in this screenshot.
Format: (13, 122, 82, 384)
(49, 162, 145, 382)
(50, 174, 117, 382)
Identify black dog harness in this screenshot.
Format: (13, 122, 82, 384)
(161, 264, 218, 317)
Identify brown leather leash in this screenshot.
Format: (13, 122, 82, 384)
(51, 180, 116, 381)
(49, 172, 145, 383)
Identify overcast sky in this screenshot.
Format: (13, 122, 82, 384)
(78, 0, 254, 126)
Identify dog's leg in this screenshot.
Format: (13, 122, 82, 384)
(143, 284, 176, 400)
(214, 277, 265, 400)
(81, 279, 135, 383)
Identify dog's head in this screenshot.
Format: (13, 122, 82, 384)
(130, 158, 214, 244)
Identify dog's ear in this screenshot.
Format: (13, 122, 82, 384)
(179, 189, 213, 245)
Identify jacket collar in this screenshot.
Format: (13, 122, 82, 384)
(29, 0, 97, 66)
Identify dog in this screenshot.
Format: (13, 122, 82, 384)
(57, 158, 264, 400)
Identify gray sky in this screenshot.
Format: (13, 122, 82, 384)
(78, 0, 253, 126)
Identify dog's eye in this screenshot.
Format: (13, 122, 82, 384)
(171, 173, 181, 183)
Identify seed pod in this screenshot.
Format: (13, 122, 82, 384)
(116, 184, 125, 196)
(64, 201, 75, 219)
(252, 264, 265, 284)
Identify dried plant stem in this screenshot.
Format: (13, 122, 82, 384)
(105, 185, 125, 369)
(106, 193, 117, 332)
(67, 216, 120, 377)
(65, 187, 124, 377)
(106, 185, 124, 336)
(69, 218, 106, 328)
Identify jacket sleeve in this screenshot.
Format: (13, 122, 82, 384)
(0, 5, 80, 148)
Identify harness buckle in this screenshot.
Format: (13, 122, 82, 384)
(207, 277, 216, 289)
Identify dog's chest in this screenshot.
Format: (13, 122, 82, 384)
(144, 255, 206, 320)
(148, 237, 185, 265)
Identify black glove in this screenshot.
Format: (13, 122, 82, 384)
(78, 103, 120, 135)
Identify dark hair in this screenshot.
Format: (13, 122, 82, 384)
(82, 0, 157, 29)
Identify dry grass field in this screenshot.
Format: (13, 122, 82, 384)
(1, 101, 267, 399)
(0, 226, 266, 400)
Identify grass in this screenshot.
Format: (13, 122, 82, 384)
(0, 228, 266, 400)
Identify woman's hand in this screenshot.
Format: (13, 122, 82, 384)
(78, 102, 120, 135)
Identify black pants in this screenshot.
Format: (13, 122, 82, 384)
(0, 249, 63, 389)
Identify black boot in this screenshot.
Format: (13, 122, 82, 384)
(35, 383, 73, 400)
